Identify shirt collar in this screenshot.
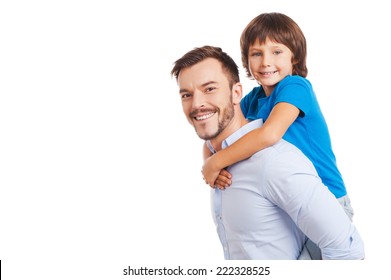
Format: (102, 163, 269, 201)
(206, 118, 264, 152)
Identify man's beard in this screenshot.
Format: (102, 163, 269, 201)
(194, 103, 234, 141)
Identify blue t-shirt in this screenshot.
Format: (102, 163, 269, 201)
(240, 75, 346, 198)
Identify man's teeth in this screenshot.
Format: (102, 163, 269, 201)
(195, 112, 214, 121)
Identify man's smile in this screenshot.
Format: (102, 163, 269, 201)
(190, 109, 216, 121)
(194, 112, 215, 121)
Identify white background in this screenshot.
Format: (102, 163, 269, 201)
(1, 0, 390, 279)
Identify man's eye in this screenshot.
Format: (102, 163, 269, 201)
(181, 93, 191, 99)
(205, 87, 216, 93)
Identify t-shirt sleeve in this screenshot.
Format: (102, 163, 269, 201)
(274, 77, 314, 117)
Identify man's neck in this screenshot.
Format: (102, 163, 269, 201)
(209, 114, 248, 152)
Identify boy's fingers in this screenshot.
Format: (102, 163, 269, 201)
(215, 179, 231, 189)
(216, 176, 232, 186)
(220, 169, 232, 178)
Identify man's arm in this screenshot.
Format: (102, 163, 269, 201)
(265, 146, 365, 260)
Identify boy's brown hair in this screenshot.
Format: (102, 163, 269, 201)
(240, 12, 308, 78)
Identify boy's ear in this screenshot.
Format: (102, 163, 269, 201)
(232, 82, 243, 105)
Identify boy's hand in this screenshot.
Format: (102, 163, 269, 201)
(214, 169, 232, 190)
(202, 155, 219, 187)
(202, 156, 232, 189)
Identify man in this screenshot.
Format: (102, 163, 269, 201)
(171, 46, 364, 260)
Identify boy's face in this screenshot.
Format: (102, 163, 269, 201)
(177, 58, 236, 141)
(248, 37, 294, 95)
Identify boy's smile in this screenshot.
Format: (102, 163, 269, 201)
(248, 38, 294, 96)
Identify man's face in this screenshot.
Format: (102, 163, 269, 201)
(177, 58, 234, 140)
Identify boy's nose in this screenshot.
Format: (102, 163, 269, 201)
(261, 54, 272, 67)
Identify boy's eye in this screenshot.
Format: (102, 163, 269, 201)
(251, 52, 262, 57)
(274, 50, 282, 55)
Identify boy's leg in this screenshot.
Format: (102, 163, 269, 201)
(338, 195, 354, 221)
(298, 237, 321, 260)
(304, 239, 322, 260)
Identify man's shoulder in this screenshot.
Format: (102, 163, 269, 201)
(271, 139, 301, 152)
(260, 139, 318, 178)
(254, 139, 299, 157)
(252, 139, 314, 171)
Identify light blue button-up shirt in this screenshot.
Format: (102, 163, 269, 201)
(209, 119, 364, 260)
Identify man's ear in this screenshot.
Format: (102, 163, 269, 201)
(232, 82, 243, 105)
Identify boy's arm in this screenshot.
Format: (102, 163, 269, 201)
(202, 102, 300, 186)
(202, 142, 232, 189)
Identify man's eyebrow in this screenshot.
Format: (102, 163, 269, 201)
(179, 81, 217, 94)
(201, 81, 217, 87)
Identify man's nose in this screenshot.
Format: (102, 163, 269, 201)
(191, 91, 206, 109)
